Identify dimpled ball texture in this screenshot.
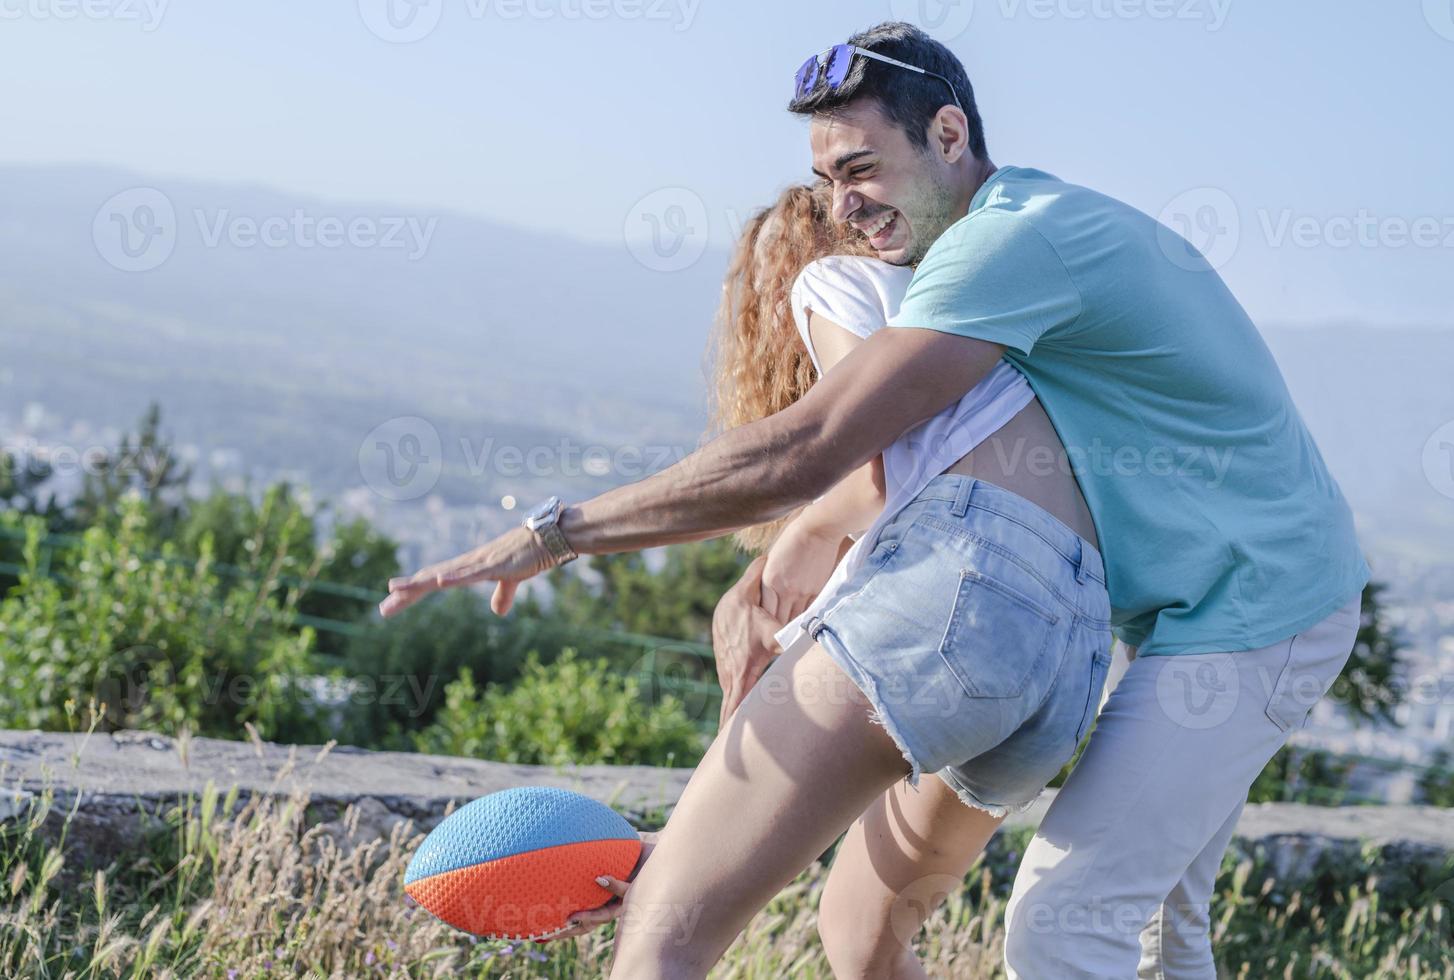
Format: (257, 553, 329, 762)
(404, 786, 642, 940)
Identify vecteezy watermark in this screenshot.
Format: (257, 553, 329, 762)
(356, 0, 701, 43)
(193, 209, 437, 259)
(888, 0, 978, 39)
(882, 432, 1239, 498)
(458, 437, 692, 480)
(1425, 0, 1454, 42)
(359, 416, 445, 502)
(1013, 896, 1212, 939)
(356, 417, 696, 502)
(93, 187, 177, 272)
(1152, 650, 1352, 731)
(630, 644, 717, 723)
(1156, 186, 1454, 270)
(889, 0, 1231, 40)
(92, 187, 440, 271)
(1423, 419, 1454, 501)
(1153, 654, 1240, 729)
(3, 434, 178, 486)
(624, 187, 712, 272)
(1156, 186, 1241, 271)
(357, 0, 445, 42)
(1257, 209, 1454, 250)
(0, 0, 169, 31)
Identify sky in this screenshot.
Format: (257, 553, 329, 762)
(2, 0, 1451, 325)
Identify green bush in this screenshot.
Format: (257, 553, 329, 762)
(413, 648, 705, 767)
(1421, 749, 1454, 806)
(0, 495, 320, 741)
(338, 589, 540, 748)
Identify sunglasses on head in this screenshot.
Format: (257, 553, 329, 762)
(793, 43, 964, 114)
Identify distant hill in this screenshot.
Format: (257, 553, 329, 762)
(0, 163, 732, 510)
(2, 165, 1450, 572)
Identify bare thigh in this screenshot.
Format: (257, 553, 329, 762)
(606, 638, 915, 979)
(820, 775, 1004, 976)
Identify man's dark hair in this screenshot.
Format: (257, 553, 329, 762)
(788, 22, 987, 161)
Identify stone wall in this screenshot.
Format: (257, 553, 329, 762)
(4, 728, 1451, 891)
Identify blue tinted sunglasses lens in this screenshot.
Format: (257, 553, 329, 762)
(825, 44, 854, 89)
(794, 55, 820, 99)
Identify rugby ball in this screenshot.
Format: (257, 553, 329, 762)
(404, 786, 642, 940)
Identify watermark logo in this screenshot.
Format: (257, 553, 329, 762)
(888, 0, 976, 39)
(631, 643, 717, 723)
(1424, 0, 1454, 41)
(1422, 419, 1454, 500)
(1156, 186, 1240, 271)
(625, 187, 710, 272)
(0, 0, 170, 30)
(1258, 208, 1454, 250)
(193, 210, 438, 259)
(1154, 653, 1239, 729)
(889, 0, 1231, 37)
(888, 873, 963, 943)
(93, 188, 440, 272)
(358, 416, 444, 501)
(359, 0, 700, 42)
(357, 0, 445, 42)
(93, 187, 177, 273)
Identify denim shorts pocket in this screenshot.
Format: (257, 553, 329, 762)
(1074, 640, 1114, 744)
(938, 568, 1061, 699)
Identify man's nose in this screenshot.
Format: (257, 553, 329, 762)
(832, 186, 861, 224)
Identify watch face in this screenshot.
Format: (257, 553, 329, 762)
(525, 496, 558, 527)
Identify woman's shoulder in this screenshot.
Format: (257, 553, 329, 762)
(791, 254, 914, 339)
(795, 254, 914, 294)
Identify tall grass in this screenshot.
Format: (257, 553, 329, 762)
(1, 758, 1449, 978)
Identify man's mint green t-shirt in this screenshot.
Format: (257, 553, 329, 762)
(888, 166, 1369, 656)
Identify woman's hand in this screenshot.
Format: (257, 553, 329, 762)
(712, 556, 782, 729)
(551, 830, 660, 940)
(759, 521, 845, 625)
(378, 525, 555, 619)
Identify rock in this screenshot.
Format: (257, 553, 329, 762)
(3, 728, 1450, 891)
(0, 728, 692, 862)
(1, 788, 34, 822)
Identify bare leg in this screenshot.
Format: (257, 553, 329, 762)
(818, 776, 1005, 979)
(606, 639, 914, 979)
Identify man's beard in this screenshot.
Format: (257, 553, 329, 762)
(892, 170, 960, 268)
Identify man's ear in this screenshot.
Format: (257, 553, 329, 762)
(930, 105, 971, 164)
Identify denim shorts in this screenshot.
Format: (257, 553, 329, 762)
(801, 474, 1114, 817)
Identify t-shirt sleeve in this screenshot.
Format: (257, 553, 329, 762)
(886, 209, 1082, 355)
(791, 258, 893, 342)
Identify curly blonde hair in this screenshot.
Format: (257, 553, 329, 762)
(704, 183, 875, 554)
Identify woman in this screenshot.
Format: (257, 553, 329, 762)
(559, 183, 1114, 976)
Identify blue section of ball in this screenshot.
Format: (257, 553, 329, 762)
(404, 786, 638, 884)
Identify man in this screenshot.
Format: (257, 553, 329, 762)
(382, 21, 1367, 978)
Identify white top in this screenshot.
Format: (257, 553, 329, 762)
(774, 255, 1036, 657)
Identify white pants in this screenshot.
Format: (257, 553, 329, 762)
(1003, 595, 1362, 979)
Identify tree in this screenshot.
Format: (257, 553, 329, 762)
(68, 402, 192, 536)
(1418, 748, 1454, 807)
(177, 482, 399, 656)
(1329, 580, 1405, 726)
(0, 496, 319, 741)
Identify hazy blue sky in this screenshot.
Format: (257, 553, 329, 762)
(3, 0, 1450, 324)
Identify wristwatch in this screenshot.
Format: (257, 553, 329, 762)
(523, 495, 578, 566)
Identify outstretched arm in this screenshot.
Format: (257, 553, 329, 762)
(379, 328, 1005, 617)
(562, 327, 1002, 551)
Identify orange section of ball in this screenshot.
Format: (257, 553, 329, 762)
(404, 837, 642, 939)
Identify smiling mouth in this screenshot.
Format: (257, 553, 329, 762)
(860, 209, 898, 247)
